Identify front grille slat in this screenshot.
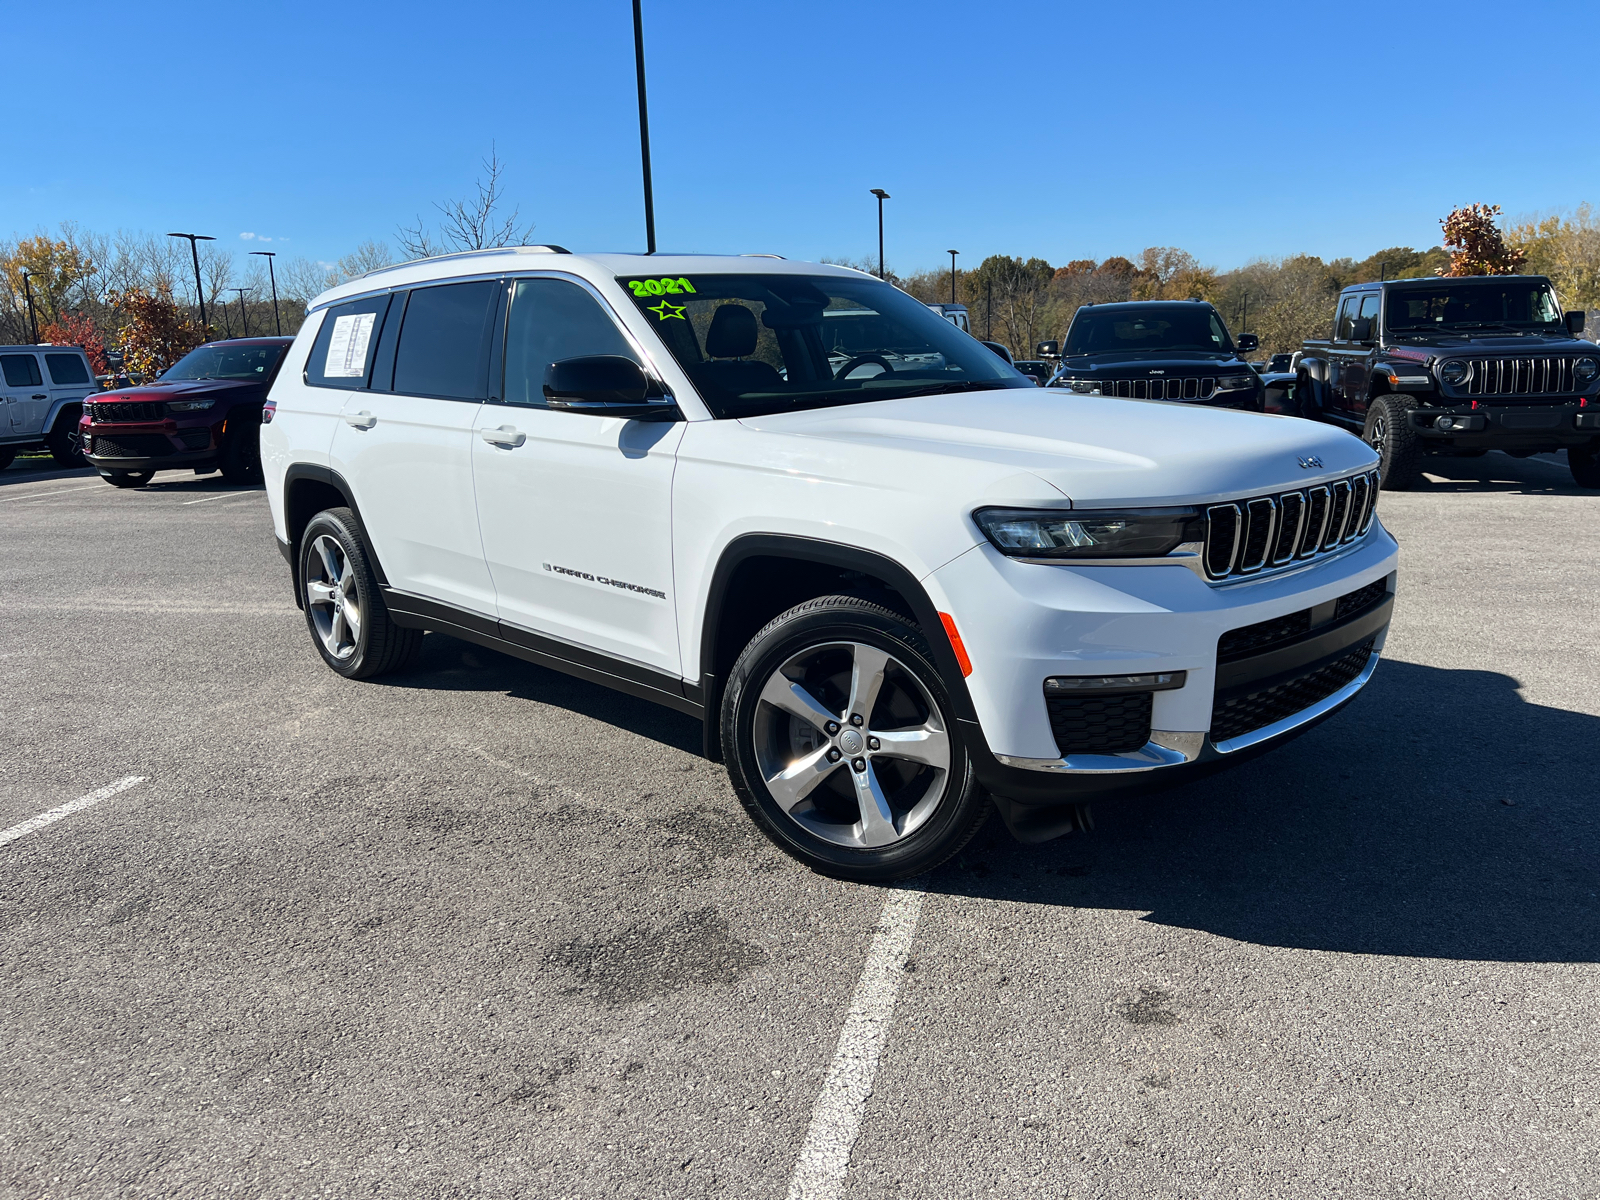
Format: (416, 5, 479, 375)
(1204, 472, 1376, 580)
(91, 401, 166, 422)
(1460, 356, 1583, 398)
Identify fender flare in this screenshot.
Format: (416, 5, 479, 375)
(42, 395, 87, 436)
(696, 533, 982, 759)
(281, 463, 389, 597)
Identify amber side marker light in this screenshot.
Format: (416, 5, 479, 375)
(938, 612, 973, 677)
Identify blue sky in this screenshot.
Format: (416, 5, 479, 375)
(6, 0, 1596, 275)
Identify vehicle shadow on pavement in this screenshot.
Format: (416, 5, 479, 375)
(383, 633, 703, 756)
(1416, 451, 1592, 496)
(931, 659, 1600, 964)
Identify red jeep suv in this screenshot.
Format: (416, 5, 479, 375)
(81, 337, 293, 488)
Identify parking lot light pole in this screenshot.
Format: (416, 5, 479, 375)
(870, 189, 890, 279)
(168, 232, 215, 334)
(230, 288, 252, 337)
(633, 0, 656, 255)
(948, 250, 958, 305)
(20, 270, 39, 343)
(250, 250, 281, 335)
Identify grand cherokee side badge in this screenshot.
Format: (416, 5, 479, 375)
(1298, 455, 1324, 469)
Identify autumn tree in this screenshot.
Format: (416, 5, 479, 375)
(37, 311, 108, 374)
(1506, 205, 1600, 310)
(1440, 204, 1527, 276)
(111, 288, 204, 379)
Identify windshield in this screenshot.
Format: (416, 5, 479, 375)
(1065, 306, 1235, 355)
(161, 342, 287, 382)
(1385, 282, 1563, 333)
(618, 272, 1030, 418)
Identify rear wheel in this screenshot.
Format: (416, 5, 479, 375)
(46, 410, 85, 467)
(299, 507, 421, 679)
(101, 470, 155, 488)
(1364, 396, 1423, 491)
(0, 447, 15, 471)
(721, 595, 990, 881)
(1570, 443, 1600, 489)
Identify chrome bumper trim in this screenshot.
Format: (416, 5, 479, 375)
(996, 651, 1381, 775)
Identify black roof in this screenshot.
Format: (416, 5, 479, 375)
(1344, 274, 1549, 293)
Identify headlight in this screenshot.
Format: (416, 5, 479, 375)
(1053, 377, 1099, 394)
(1439, 360, 1469, 386)
(1575, 356, 1598, 382)
(973, 506, 1205, 559)
(1217, 375, 1255, 390)
(167, 398, 215, 411)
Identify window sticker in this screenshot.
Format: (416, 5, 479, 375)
(626, 277, 696, 297)
(648, 299, 687, 321)
(324, 312, 377, 378)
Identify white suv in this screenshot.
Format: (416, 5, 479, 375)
(262, 249, 1398, 880)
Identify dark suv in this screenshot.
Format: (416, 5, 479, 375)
(81, 338, 292, 488)
(1046, 300, 1264, 411)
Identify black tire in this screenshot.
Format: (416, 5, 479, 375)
(46, 409, 86, 467)
(299, 507, 421, 679)
(1364, 396, 1424, 491)
(218, 421, 262, 485)
(0, 447, 15, 471)
(101, 470, 155, 488)
(721, 594, 990, 882)
(1570, 443, 1600, 489)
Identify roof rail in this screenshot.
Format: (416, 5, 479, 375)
(353, 244, 571, 281)
(740, 253, 785, 259)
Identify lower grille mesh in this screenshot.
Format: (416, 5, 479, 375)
(1046, 692, 1152, 755)
(92, 435, 173, 458)
(1211, 639, 1374, 743)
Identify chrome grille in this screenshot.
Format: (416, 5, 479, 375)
(1203, 471, 1379, 580)
(91, 400, 165, 422)
(1099, 376, 1217, 400)
(1463, 357, 1577, 396)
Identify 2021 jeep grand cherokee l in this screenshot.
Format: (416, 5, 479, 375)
(262, 248, 1399, 880)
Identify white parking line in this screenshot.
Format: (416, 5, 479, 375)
(0, 776, 146, 847)
(181, 492, 256, 505)
(786, 885, 925, 1200)
(0, 484, 103, 504)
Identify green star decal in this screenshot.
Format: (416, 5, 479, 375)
(649, 299, 687, 321)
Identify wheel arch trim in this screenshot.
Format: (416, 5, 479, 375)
(282, 463, 389, 596)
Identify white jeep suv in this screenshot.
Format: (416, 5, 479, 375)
(262, 249, 1398, 881)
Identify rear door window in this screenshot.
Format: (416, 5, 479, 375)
(1, 354, 43, 387)
(392, 281, 500, 400)
(306, 294, 393, 390)
(502, 278, 639, 407)
(45, 353, 91, 385)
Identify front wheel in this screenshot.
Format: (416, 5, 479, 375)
(299, 508, 421, 679)
(46, 412, 86, 467)
(1570, 443, 1600, 489)
(721, 595, 990, 881)
(1364, 396, 1423, 491)
(219, 421, 262, 484)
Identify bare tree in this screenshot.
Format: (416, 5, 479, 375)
(397, 146, 534, 260)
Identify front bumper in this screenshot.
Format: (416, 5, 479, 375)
(1410, 403, 1600, 448)
(82, 422, 219, 472)
(925, 523, 1399, 808)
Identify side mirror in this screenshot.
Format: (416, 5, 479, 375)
(1350, 318, 1373, 343)
(1036, 340, 1060, 358)
(543, 355, 680, 420)
(1566, 309, 1587, 336)
(1236, 333, 1259, 352)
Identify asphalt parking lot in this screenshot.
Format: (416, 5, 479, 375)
(2, 451, 1597, 1200)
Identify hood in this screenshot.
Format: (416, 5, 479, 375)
(1060, 350, 1250, 371)
(738, 389, 1373, 508)
(1394, 333, 1595, 353)
(98, 378, 264, 403)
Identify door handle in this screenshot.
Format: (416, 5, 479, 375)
(481, 425, 526, 448)
(344, 410, 377, 430)
(31, 393, 46, 400)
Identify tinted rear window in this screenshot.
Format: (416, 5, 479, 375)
(393, 281, 500, 400)
(306, 294, 392, 390)
(1, 354, 42, 387)
(45, 353, 91, 385)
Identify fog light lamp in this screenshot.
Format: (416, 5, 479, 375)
(1045, 671, 1187, 694)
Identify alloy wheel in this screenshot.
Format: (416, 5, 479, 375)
(1369, 411, 1388, 458)
(751, 640, 950, 849)
(305, 534, 362, 660)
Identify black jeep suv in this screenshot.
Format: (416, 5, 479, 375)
(1045, 300, 1264, 411)
(1297, 276, 1600, 489)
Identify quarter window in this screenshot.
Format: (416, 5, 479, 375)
(392, 281, 500, 400)
(45, 354, 91, 385)
(503, 278, 639, 407)
(1, 354, 42, 387)
(306, 294, 392, 390)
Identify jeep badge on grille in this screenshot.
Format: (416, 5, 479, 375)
(1298, 455, 1323, 469)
